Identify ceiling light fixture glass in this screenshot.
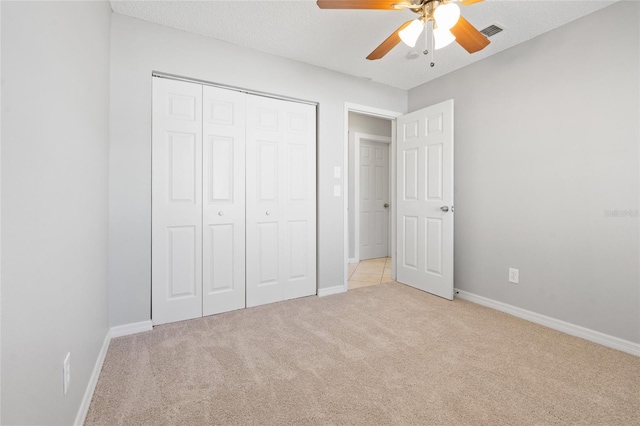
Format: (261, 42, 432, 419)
(434, 3, 460, 30)
(399, 19, 424, 48)
(433, 27, 456, 50)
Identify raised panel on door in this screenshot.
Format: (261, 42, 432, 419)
(152, 77, 203, 325)
(402, 216, 418, 269)
(404, 148, 419, 201)
(167, 226, 198, 297)
(285, 218, 312, 300)
(246, 95, 316, 307)
(168, 132, 197, 202)
(257, 141, 279, 201)
(288, 144, 307, 201)
(258, 222, 280, 286)
(360, 211, 370, 248)
(202, 86, 246, 316)
(425, 143, 443, 201)
(396, 100, 454, 300)
(205, 224, 234, 289)
(425, 218, 443, 275)
(288, 221, 308, 280)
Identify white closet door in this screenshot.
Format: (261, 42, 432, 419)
(152, 78, 203, 325)
(202, 86, 246, 316)
(246, 95, 316, 307)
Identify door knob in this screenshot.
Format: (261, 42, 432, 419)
(384, 203, 389, 208)
(266, 211, 270, 216)
(218, 211, 224, 216)
(440, 206, 449, 212)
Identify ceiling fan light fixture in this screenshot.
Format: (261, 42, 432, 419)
(434, 3, 460, 30)
(399, 19, 424, 48)
(433, 27, 456, 49)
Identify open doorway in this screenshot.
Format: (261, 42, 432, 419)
(346, 111, 395, 290)
(343, 101, 455, 300)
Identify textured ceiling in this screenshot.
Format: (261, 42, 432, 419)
(110, 0, 618, 90)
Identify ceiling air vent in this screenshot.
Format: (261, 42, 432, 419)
(480, 24, 503, 38)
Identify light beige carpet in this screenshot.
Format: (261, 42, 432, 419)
(86, 283, 640, 425)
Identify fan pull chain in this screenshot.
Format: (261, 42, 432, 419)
(423, 20, 435, 68)
(423, 20, 429, 57)
(429, 21, 436, 68)
(422, 21, 436, 68)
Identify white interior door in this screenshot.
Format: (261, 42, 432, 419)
(152, 78, 203, 325)
(202, 86, 246, 316)
(396, 100, 454, 300)
(359, 140, 389, 260)
(245, 95, 316, 307)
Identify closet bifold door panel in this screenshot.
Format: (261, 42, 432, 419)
(152, 76, 316, 325)
(246, 95, 317, 307)
(152, 78, 203, 325)
(202, 86, 246, 316)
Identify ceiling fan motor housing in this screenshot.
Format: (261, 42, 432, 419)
(316, 0, 490, 59)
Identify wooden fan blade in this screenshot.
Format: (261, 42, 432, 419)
(316, 0, 406, 10)
(366, 20, 413, 60)
(459, 0, 484, 6)
(450, 16, 490, 53)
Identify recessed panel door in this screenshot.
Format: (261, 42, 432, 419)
(246, 95, 316, 307)
(396, 100, 454, 300)
(202, 86, 246, 316)
(359, 140, 389, 260)
(152, 78, 203, 325)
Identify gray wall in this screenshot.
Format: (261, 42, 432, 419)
(409, 1, 639, 343)
(348, 112, 393, 137)
(108, 14, 407, 327)
(1, 1, 111, 424)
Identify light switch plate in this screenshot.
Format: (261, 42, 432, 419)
(333, 166, 341, 178)
(333, 185, 341, 197)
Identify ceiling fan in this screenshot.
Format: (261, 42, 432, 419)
(316, 0, 490, 60)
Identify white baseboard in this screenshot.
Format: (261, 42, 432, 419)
(455, 289, 640, 357)
(74, 320, 153, 424)
(318, 284, 347, 297)
(110, 320, 153, 338)
(74, 330, 111, 426)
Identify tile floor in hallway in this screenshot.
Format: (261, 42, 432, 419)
(348, 257, 394, 290)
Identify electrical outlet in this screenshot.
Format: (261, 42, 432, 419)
(508, 268, 519, 284)
(63, 352, 71, 395)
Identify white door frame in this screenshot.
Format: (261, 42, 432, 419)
(343, 103, 403, 289)
(351, 132, 392, 263)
